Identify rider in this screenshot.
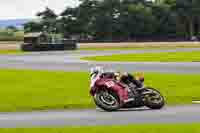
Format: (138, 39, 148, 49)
(114, 72, 144, 89)
(91, 66, 144, 89)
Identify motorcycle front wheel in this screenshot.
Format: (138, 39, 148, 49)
(143, 87, 165, 109)
(94, 90, 121, 112)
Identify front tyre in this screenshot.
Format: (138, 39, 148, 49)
(94, 90, 121, 112)
(144, 87, 165, 110)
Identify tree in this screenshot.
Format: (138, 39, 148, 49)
(119, 1, 157, 39)
(37, 7, 58, 33)
(92, 0, 122, 40)
(37, 7, 57, 20)
(6, 26, 18, 32)
(60, 0, 100, 38)
(60, 7, 82, 37)
(24, 0, 200, 41)
(23, 22, 43, 33)
(170, 0, 200, 38)
(151, 2, 177, 37)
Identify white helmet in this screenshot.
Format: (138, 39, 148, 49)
(90, 66, 104, 76)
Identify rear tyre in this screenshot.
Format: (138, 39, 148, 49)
(94, 90, 121, 112)
(144, 87, 165, 110)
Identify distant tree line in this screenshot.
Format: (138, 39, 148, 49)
(0, 26, 24, 41)
(24, 0, 200, 41)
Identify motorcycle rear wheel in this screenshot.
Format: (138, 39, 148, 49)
(94, 90, 121, 112)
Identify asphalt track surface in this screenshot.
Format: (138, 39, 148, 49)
(0, 48, 200, 127)
(0, 105, 199, 128)
(0, 48, 200, 73)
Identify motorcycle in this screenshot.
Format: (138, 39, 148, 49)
(89, 67, 165, 111)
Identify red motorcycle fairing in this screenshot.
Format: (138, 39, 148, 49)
(90, 78, 129, 103)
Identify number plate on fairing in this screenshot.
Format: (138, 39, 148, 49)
(105, 81, 115, 88)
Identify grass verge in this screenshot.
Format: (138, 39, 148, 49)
(79, 45, 200, 51)
(82, 51, 200, 62)
(0, 49, 23, 55)
(0, 69, 199, 112)
(0, 47, 171, 55)
(0, 45, 200, 55)
(0, 47, 192, 55)
(0, 123, 200, 133)
(79, 47, 172, 50)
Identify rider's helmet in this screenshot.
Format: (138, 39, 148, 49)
(90, 66, 104, 77)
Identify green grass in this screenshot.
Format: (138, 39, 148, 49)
(0, 45, 200, 55)
(0, 47, 172, 55)
(0, 47, 191, 55)
(0, 123, 200, 133)
(0, 69, 199, 112)
(82, 51, 200, 62)
(80, 45, 200, 51)
(79, 47, 169, 50)
(0, 49, 23, 54)
(0, 47, 174, 55)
